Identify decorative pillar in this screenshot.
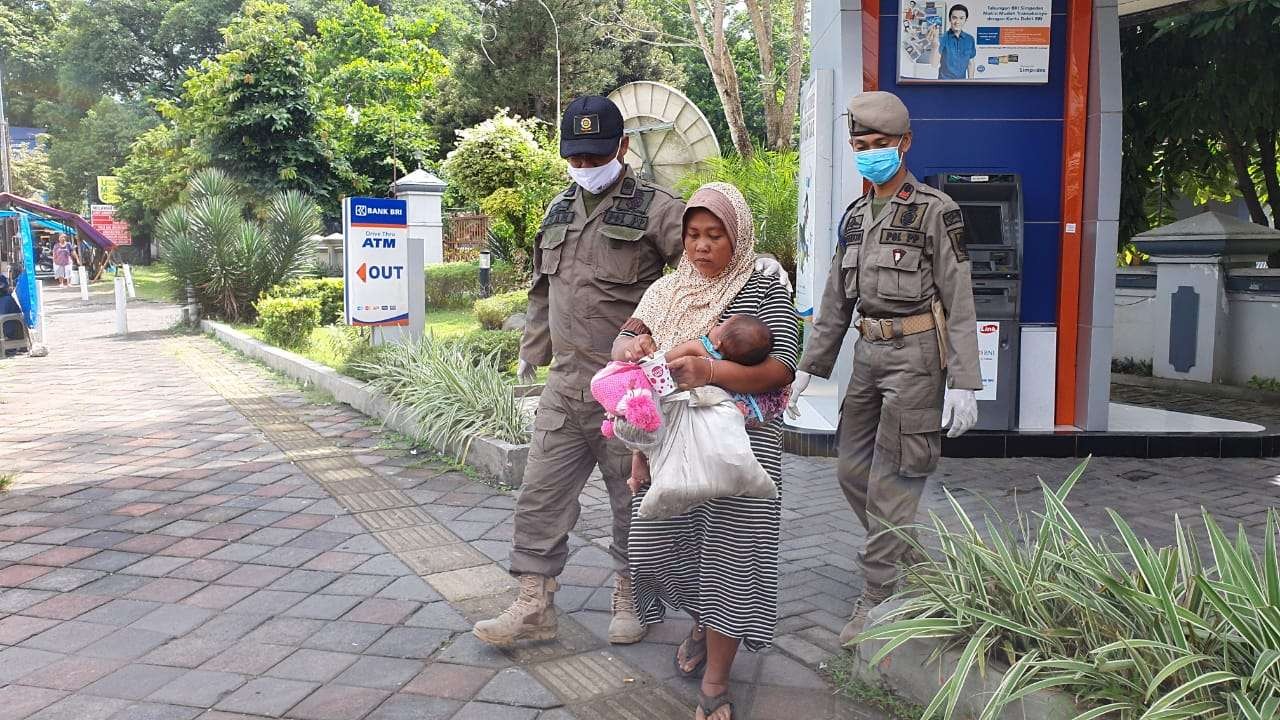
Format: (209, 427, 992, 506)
(392, 169, 447, 340)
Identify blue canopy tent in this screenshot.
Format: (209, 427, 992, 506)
(1, 193, 117, 329)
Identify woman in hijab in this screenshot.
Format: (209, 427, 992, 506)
(612, 182, 799, 720)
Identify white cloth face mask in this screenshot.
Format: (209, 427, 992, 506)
(567, 158, 623, 195)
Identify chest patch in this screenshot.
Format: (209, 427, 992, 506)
(881, 229, 926, 248)
(892, 247, 906, 265)
(890, 203, 927, 231)
(603, 188, 654, 231)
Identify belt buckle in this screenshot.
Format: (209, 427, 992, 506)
(878, 318, 895, 340)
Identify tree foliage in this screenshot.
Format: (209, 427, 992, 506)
(435, 0, 684, 150)
(442, 110, 566, 264)
(115, 124, 204, 245)
(9, 136, 54, 201)
(310, 0, 448, 195)
(1122, 0, 1280, 248)
(46, 97, 157, 211)
(168, 1, 336, 203)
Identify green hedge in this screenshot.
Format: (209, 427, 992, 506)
(447, 329, 521, 374)
(256, 297, 321, 349)
(261, 278, 345, 325)
(426, 260, 525, 309)
(473, 289, 529, 330)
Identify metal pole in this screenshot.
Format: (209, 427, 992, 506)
(532, 0, 561, 124)
(0, 55, 11, 195)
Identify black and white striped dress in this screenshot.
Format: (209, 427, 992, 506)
(623, 271, 799, 651)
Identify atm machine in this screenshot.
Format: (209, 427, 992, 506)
(925, 173, 1023, 431)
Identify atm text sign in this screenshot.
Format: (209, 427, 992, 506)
(344, 197, 409, 327)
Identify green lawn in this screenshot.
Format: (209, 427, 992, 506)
(90, 263, 177, 303)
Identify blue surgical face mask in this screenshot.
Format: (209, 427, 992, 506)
(855, 144, 903, 185)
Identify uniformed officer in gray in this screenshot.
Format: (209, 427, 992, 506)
(790, 90, 982, 645)
(473, 96, 687, 647)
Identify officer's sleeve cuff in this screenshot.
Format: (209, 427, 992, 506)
(797, 358, 833, 379)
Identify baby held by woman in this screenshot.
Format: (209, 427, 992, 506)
(589, 314, 787, 495)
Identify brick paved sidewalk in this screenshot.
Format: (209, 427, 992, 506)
(4, 288, 1279, 720)
(0, 289, 882, 719)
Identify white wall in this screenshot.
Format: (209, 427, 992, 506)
(1113, 269, 1280, 384)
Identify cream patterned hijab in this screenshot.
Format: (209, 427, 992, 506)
(632, 182, 756, 350)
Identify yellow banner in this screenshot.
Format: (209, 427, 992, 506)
(97, 176, 122, 204)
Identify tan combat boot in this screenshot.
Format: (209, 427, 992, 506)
(838, 585, 892, 648)
(608, 573, 646, 644)
(473, 574, 559, 646)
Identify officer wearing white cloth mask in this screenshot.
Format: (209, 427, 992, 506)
(788, 90, 981, 646)
(475, 95, 791, 648)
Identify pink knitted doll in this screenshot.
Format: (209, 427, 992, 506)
(589, 361, 663, 440)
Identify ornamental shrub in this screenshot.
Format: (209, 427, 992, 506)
(473, 290, 529, 330)
(449, 329, 521, 374)
(256, 296, 321, 349)
(426, 260, 525, 309)
(262, 278, 344, 325)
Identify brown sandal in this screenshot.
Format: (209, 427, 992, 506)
(696, 688, 733, 719)
(674, 627, 707, 678)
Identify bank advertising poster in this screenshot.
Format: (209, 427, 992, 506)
(795, 71, 833, 319)
(898, 0, 1051, 84)
(343, 197, 409, 327)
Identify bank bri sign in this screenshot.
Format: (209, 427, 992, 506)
(343, 196, 410, 327)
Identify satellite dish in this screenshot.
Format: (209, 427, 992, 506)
(608, 82, 721, 190)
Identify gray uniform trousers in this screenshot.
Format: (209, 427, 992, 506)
(509, 387, 633, 577)
(837, 329, 945, 590)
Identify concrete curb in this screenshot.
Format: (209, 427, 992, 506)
(1112, 372, 1280, 405)
(201, 320, 530, 486)
(853, 598, 1080, 720)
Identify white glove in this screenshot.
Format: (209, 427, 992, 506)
(517, 359, 538, 384)
(786, 371, 811, 419)
(754, 255, 793, 294)
(941, 388, 978, 438)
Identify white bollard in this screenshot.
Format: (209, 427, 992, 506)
(69, 265, 79, 287)
(114, 276, 128, 336)
(35, 280, 48, 345)
(79, 267, 90, 301)
(123, 264, 137, 299)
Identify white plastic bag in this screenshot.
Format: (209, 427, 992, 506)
(637, 387, 776, 520)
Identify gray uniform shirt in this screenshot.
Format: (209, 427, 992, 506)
(799, 175, 982, 390)
(521, 166, 686, 398)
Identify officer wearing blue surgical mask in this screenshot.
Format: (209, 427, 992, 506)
(789, 90, 982, 646)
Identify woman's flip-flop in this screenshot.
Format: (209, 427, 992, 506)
(696, 688, 733, 719)
(674, 628, 707, 678)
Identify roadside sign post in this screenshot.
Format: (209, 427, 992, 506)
(342, 197, 415, 346)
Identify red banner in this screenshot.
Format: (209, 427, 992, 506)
(89, 204, 132, 247)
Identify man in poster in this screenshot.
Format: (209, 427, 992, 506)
(933, 4, 977, 79)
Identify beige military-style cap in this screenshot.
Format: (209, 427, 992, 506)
(847, 91, 911, 136)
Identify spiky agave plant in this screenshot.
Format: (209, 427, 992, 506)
(157, 168, 321, 322)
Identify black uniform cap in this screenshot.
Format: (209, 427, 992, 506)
(560, 96, 625, 158)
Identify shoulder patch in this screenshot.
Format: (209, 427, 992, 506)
(889, 203, 927, 231)
(563, 184, 578, 198)
(618, 177, 637, 197)
(948, 227, 970, 263)
(896, 183, 914, 201)
(942, 208, 963, 228)
(838, 207, 863, 248)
